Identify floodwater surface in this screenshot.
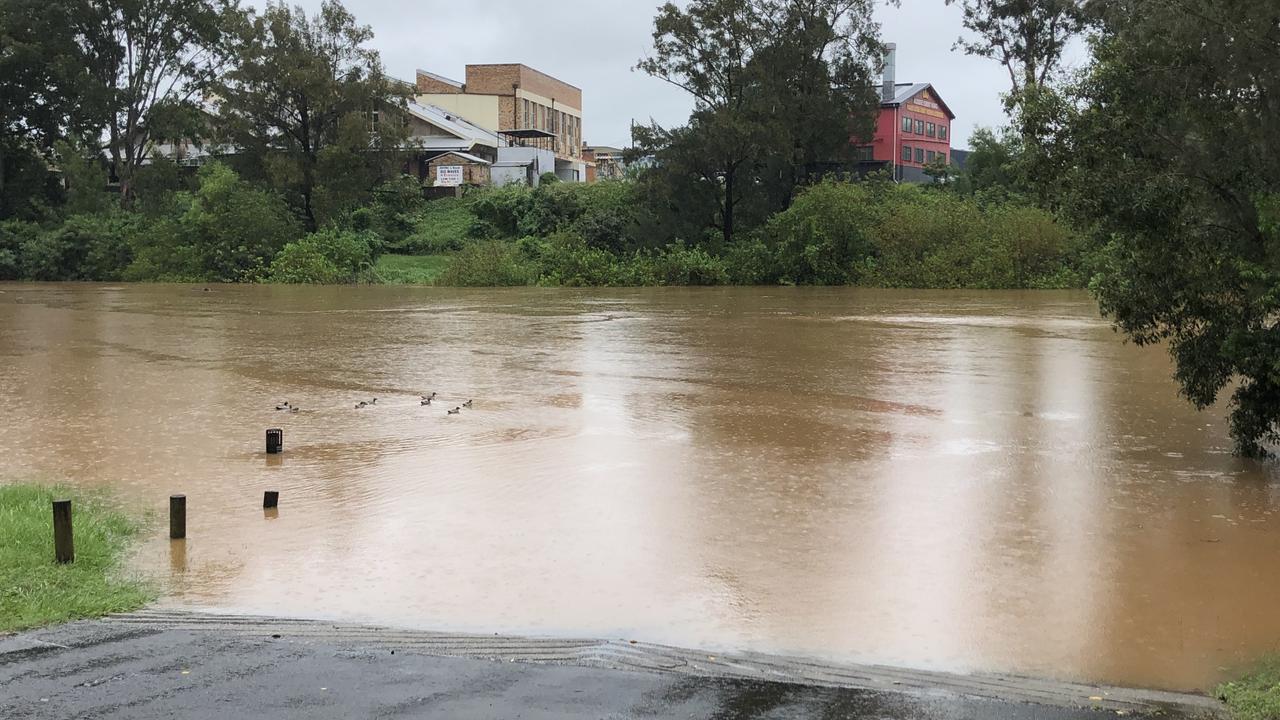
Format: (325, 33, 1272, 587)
(1, 284, 1277, 692)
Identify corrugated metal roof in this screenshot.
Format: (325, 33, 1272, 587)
(405, 101, 499, 149)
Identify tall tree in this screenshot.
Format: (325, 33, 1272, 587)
(215, 0, 409, 231)
(635, 0, 885, 247)
(76, 0, 233, 204)
(1056, 0, 1280, 456)
(0, 0, 96, 216)
(945, 0, 1085, 99)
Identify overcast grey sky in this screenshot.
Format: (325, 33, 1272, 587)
(277, 0, 1086, 149)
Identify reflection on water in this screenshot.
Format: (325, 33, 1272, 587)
(1, 283, 1277, 691)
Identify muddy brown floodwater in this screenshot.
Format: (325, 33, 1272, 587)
(1, 284, 1277, 691)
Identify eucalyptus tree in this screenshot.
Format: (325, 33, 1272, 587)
(215, 0, 410, 231)
(76, 0, 235, 204)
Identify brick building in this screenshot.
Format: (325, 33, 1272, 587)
(416, 64, 587, 183)
(857, 45, 956, 183)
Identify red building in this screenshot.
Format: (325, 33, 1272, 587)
(858, 45, 956, 183)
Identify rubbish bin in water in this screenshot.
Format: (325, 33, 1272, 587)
(266, 428, 283, 454)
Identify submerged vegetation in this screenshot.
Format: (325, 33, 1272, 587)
(0, 485, 151, 632)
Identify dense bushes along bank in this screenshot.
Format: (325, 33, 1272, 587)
(0, 163, 1084, 288)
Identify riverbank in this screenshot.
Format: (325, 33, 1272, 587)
(0, 485, 151, 632)
(1216, 658, 1280, 720)
(0, 610, 1225, 719)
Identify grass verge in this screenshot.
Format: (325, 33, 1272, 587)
(0, 484, 152, 632)
(1218, 657, 1280, 720)
(373, 254, 452, 285)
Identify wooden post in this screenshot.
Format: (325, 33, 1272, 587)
(263, 491, 279, 509)
(52, 500, 74, 564)
(170, 494, 186, 539)
(266, 429, 283, 455)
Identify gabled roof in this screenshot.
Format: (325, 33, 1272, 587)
(405, 101, 499, 149)
(431, 151, 492, 165)
(881, 83, 956, 120)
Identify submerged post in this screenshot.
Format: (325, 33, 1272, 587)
(263, 491, 279, 509)
(52, 500, 74, 564)
(266, 428, 283, 455)
(170, 494, 186, 539)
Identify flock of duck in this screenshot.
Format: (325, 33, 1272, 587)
(274, 395, 475, 416)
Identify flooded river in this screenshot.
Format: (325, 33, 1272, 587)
(1, 284, 1277, 691)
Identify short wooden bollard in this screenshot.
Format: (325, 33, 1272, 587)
(52, 499, 74, 564)
(170, 494, 187, 539)
(263, 491, 279, 509)
(266, 428, 283, 455)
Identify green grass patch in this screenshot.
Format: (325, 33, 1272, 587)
(393, 196, 476, 254)
(0, 485, 152, 632)
(1218, 657, 1280, 720)
(372, 254, 452, 285)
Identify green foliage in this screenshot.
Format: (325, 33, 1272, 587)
(1057, 0, 1280, 456)
(436, 240, 539, 287)
(635, 0, 887, 245)
(759, 180, 1080, 288)
(1217, 656, 1280, 720)
(267, 227, 377, 284)
(176, 163, 300, 282)
(216, 0, 410, 230)
(394, 197, 476, 253)
(645, 243, 729, 286)
(18, 213, 139, 281)
(372, 253, 450, 284)
(0, 220, 40, 279)
(0, 484, 152, 632)
(761, 181, 880, 284)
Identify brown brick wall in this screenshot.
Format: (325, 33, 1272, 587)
(425, 153, 490, 186)
(416, 71, 462, 94)
(465, 64, 582, 109)
(497, 96, 517, 132)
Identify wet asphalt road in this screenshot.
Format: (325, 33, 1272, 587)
(0, 619, 1214, 719)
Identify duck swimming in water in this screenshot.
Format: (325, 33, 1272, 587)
(276, 401, 291, 410)
(462, 400, 473, 409)
(447, 407, 461, 415)
(355, 401, 368, 409)
(421, 392, 437, 401)
(421, 398, 432, 406)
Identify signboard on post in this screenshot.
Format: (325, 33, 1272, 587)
(435, 165, 464, 187)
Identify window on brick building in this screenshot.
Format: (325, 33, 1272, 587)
(927, 122, 936, 137)
(901, 145, 912, 162)
(902, 116, 912, 133)
(915, 119, 924, 134)
(926, 150, 935, 162)
(939, 125, 948, 141)
(857, 146, 874, 162)
(523, 100, 531, 127)
(915, 147, 924, 163)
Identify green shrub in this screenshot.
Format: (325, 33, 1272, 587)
(268, 228, 377, 284)
(761, 181, 880, 285)
(534, 231, 618, 286)
(397, 196, 476, 253)
(648, 243, 729, 286)
(19, 213, 139, 281)
(436, 240, 539, 287)
(0, 221, 41, 280)
(723, 238, 783, 285)
(178, 163, 301, 282)
(469, 185, 533, 238)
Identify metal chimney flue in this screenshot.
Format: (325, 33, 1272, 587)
(882, 43, 897, 102)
